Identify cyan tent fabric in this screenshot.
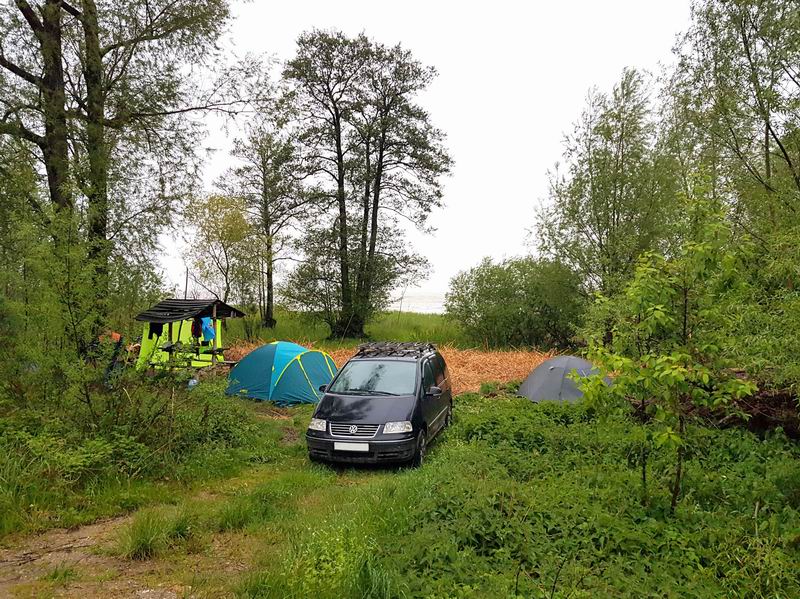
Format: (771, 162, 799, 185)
(226, 341, 337, 406)
(517, 355, 610, 403)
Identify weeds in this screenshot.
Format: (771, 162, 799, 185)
(41, 563, 78, 584)
(236, 393, 800, 598)
(0, 377, 285, 538)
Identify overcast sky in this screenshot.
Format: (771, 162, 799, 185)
(161, 0, 692, 298)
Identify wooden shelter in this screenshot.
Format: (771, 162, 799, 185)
(134, 299, 245, 369)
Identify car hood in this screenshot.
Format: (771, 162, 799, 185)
(314, 393, 416, 423)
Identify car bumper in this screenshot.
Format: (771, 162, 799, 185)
(305, 433, 417, 464)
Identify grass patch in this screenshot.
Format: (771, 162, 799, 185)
(41, 563, 78, 584)
(216, 469, 332, 533)
(226, 308, 467, 348)
(235, 393, 800, 598)
(117, 505, 206, 560)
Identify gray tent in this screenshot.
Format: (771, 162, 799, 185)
(518, 355, 608, 403)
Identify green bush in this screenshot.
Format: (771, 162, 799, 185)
(445, 257, 585, 348)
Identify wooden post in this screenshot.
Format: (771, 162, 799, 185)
(168, 321, 174, 368)
(212, 303, 218, 365)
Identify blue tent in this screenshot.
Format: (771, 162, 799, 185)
(226, 341, 337, 406)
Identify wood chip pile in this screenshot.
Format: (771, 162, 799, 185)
(226, 342, 553, 395)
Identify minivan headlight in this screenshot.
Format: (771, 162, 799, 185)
(384, 421, 413, 434)
(308, 418, 327, 432)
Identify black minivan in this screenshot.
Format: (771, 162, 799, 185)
(306, 342, 452, 466)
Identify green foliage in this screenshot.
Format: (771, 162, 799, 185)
(581, 196, 758, 509)
(283, 30, 451, 337)
(0, 376, 283, 537)
(282, 225, 428, 335)
(704, 226, 800, 391)
(445, 257, 584, 348)
(184, 194, 258, 304)
(539, 68, 681, 296)
(239, 395, 800, 598)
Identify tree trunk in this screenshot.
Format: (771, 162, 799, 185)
(258, 251, 265, 324)
(264, 235, 276, 328)
(360, 128, 386, 326)
(670, 414, 686, 514)
(260, 156, 277, 329)
(355, 135, 371, 314)
(81, 0, 110, 334)
(332, 110, 358, 337)
(39, 0, 72, 212)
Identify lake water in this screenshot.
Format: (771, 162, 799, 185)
(388, 290, 447, 314)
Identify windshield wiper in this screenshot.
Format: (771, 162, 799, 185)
(338, 389, 397, 396)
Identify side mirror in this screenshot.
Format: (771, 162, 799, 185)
(426, 386, 442, 398)
(318, 384, 328, 393)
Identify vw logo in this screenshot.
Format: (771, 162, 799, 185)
(349, 425, 358, 434)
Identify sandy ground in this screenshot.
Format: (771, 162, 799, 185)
(228, 342, 554, 395)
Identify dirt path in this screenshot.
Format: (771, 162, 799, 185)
(0, 515, 141, 598)
(0, 470, 283, 598)
(0, 470, 386, 598)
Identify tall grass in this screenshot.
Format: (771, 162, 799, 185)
(117, 506, 204, 559)
(367, 311, 468, 346)
(226, 308, 468, 348)
(0, 377, 291, 538)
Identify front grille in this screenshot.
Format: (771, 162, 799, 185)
(329, 423, 380, 438)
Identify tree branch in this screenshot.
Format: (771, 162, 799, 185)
(0, 51, 43, 87)
(14, 0, 43, 34)
(0, 120, 46, 147)
(60, 0, 83, 19)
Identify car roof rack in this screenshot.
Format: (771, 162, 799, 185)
(354, 341, 437, 359)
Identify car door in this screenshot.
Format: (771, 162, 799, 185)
(435, 352, 452, 412)
(420, 359, 439, 433)
(425, 356, 446, 435)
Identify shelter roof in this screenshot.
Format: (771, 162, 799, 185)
(135, 299, 245, 324)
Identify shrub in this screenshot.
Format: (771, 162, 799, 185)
(445, 257, 584, 348)
(0, 374, 276, 537)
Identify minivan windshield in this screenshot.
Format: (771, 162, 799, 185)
(328, 359, 417, 396)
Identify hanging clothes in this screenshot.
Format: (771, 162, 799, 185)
(201, 317, 216, 341)
(191, 318, 203, 339)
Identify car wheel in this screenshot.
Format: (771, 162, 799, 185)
(444, 402, 453, 428)
(411, 430, 427, 468)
